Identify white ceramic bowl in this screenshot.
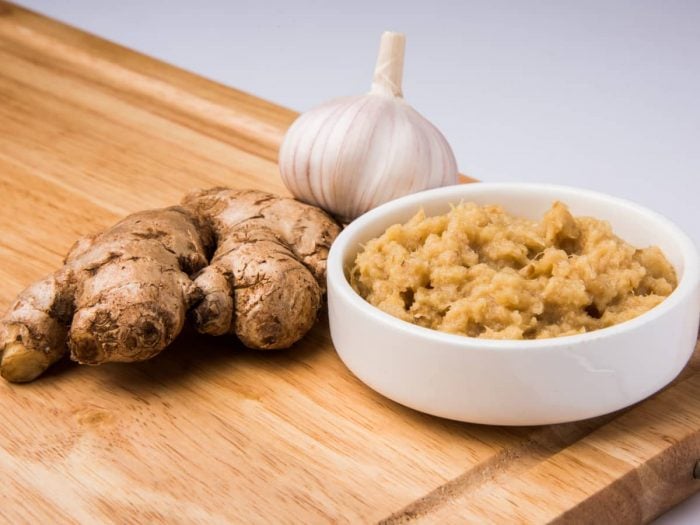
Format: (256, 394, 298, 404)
(327, 183, 700, 425)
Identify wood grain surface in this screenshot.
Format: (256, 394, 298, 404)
(0, 2, 698, 523)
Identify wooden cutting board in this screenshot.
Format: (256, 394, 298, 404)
(0, 2, 698, 523)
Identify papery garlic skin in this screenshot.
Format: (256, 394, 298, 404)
(280, 96, 457, 222)
(279, 32, 458, 223)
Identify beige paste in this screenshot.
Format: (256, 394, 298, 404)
(350, 201, 677, 339)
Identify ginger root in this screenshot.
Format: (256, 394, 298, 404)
(183, 188, 339, 349)
(0, 189, 340, 382)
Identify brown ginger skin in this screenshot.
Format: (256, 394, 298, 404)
(182, 188, 341, 349)
(0, 207, 209, 382)
(0, 188, 340, 382)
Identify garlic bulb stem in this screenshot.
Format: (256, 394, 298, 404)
(370, 31, 405, 98)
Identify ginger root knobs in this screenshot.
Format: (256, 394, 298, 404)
(0, 189, 340, 382)
(184, 188, 339, 349)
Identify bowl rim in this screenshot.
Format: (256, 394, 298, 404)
(327, 182, 700, 350)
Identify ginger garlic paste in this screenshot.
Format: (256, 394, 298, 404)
(350, 202, 677, 339)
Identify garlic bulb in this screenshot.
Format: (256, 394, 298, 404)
(279, 31, 458, 223)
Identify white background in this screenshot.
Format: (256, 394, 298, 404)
(18, 1, 700, 522)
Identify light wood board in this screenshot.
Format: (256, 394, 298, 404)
(0, 2, 699, 523)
